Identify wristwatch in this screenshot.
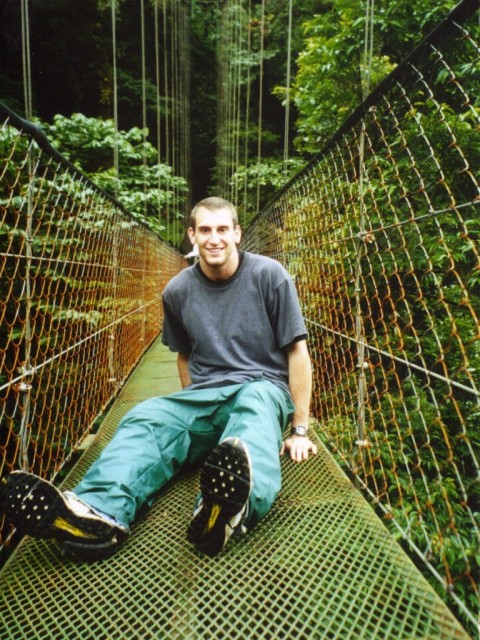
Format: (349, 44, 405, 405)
(291, 424, 308, 437)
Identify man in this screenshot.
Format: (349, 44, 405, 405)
(0, 197, 316, 560)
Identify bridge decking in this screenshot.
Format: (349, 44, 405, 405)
(0, 338, 469, 639)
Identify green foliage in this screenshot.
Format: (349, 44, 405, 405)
(44, 113, 187, 245)
(229, 156, 304, 225)
(290, 0, 461, 154)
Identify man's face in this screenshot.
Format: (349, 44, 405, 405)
(188, 206, 241, 279)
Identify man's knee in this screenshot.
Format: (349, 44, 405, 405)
(119, 395, 177, 430)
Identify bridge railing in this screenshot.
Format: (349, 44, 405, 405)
(243, 0, 479, 630)
(0, 104, 186, 546)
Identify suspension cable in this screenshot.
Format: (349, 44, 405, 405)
(232, 2, 243, 205)
(111, 0, 119, 198)
(163, 0, 171, 230)
(154, 0, 162, 224)
(20, 0, 32, 120)
(19, 0, 34, 470)
(355, 0, 375, 449)
(362, 0, 375, 98)
(171, 1, 179, 229)
(255, 0, 266, 212)
(243, 0, 252, 223)
(140, 0, 148, 222)
(283, 0, 293, 174)
(109, 0, 120, 385)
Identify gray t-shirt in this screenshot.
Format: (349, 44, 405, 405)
(161, 252, 307, 395)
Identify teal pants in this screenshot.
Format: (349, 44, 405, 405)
(74, 380, 294, 528)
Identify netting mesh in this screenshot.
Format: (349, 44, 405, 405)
(242, 3, 479, 627)
(0, 112, 186, 544)
(0, 0, 479, 633)
(0, 341, 470, 640)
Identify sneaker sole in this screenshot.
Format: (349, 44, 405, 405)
(61, 537, 125, 562)
(187, 438, 252, 557)
(0, 471, 117, 543)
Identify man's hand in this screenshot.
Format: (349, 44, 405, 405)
(280, 436, 318, 462)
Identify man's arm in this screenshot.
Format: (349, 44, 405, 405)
(177, 352, 192, 388)
(280, 339, 318, 461)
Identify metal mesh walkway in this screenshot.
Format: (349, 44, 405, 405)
(0, 339, 469, 639)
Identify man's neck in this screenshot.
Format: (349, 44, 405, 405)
(197, 251, 243, 282)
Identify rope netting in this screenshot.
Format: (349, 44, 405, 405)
(0, 106, 187, 546)
(242, 1, 479, 628)
(0, 0, 479, 633)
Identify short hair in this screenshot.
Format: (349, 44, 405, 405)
(190, 197, 238, 229)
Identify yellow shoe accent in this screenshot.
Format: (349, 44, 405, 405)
(52, 517, 98, 540)
(204, 503, 221, 533)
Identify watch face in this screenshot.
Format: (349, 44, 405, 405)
(294, 425, 307, 437)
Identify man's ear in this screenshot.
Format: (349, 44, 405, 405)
(235, 225, 242, 244)
(187, 226, 196, 244)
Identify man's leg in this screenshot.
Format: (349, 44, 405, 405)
(73, 389, 229, 525)
(187, 380, 294, 556)
(0, 388, 230, 559)
(220, 380, 294, 526)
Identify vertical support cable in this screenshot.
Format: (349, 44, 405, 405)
(170, 1, 178, 230)
(178, 0, 191, 229)
(255, 0, 265, 213)
(216, 0, 228, 192)
(163, 0, 171, 233)
(140, 0, 148, 219)
(140, 0, 147, 344)
(354, 0, 375, 450)
(242, 0, 252, 224)
(21, 0, 32, 121)
(19, 0, 33, 470)
(221, 0, 234, 194)
(182, 0, 192, 220)
(111, 0, 120, 199)
(232, 2, 243, 205)
(109, 0, 119, 386)
(283, 0, 293, 174)
(154, 0, 162, 225)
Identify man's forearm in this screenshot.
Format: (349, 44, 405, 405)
(287, 339, 312, 426)
(177, 352, 192, 388)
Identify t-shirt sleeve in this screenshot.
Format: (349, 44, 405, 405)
(271, 276, 308, 349)
(161, 295, 192, 353)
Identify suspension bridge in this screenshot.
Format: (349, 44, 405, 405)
(0, 0, 479, 638)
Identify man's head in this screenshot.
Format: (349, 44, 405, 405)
(188, 197, 241, 281)
(190, 197, 238, 230)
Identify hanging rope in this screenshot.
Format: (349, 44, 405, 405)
(170, 1, 179, 228)
(242, 0, 253, 224)
(362, 0, 375, 99)
(283, 0, 293, 174)
(111, 0, 120, 199)
(163, 0, 171, 231)
(216, 0, 230, 193)
(230, 3, 240, 203)
(140, 0, 148, 223)
(354, 0, 375, 450)
(179, 2, 191, 218)
(109, 0, 120, 385)
(20, 0, 32, 121)
(229, 1, 243, 205)
(255, 0, 266, 213)
(19, 0, 34, 470)
(154, 0, 162, 224)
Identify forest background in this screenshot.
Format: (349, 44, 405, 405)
(1, 0, 478, 633)
(0, 0, 460, 248)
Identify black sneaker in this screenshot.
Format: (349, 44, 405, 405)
(0, 471, 130, 557)
(187, 437, 252, 558)
(60, 536, 127, 562)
